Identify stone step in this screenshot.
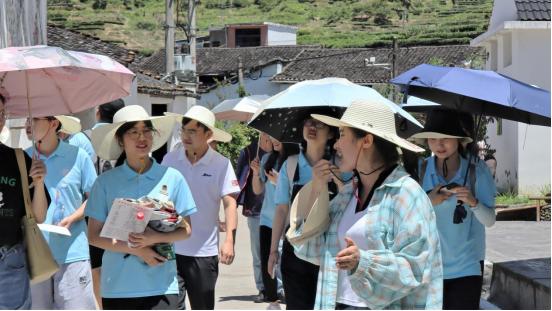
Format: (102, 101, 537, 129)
(488, 257, 551, 310)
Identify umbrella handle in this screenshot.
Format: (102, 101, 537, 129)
(255, 135, 260, 159)
(24, 71, 40, 158)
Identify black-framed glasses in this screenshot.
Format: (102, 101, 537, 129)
(303, 119, 327, 129)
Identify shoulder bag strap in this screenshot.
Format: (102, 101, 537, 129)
(15, 149, 34, 220)
(469, 163, 477, 197)
(286, 154, 298, 197)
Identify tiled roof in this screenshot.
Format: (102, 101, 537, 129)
(136, 45, 317, 76)
(47, 25, 139, 66)
(136, 73, 198, 98)
(515, 0, 551, 21)
(272, 45, 483, 84)
(46, 25, 194, 98)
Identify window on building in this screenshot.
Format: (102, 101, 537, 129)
(235, 28, 261, 47)
(503, 33, 512, 68)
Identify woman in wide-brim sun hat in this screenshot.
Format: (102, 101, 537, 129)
(288, 99, 444, 310)
(85, 105, 198, 310)
(408, 108, 496, 310)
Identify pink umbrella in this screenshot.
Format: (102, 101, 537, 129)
(0, 45, 134, 118)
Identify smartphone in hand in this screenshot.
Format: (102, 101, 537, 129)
(440, 183, 460, 194)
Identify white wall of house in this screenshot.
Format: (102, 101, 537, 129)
(198, 63, 290, 108)
(473, 12, 551, 194)
(266, 23, 297, 46)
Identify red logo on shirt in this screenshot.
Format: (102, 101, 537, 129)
(231, 180, 239, 187)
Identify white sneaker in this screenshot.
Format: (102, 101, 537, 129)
(266, 302, 281, 310)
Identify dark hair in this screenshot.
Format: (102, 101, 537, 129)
(114, 120, 155, 167)
(182, 117, 210, 132)
(45, 117, 62, 132)
(457, 112, 479, 160)
(264, 143, 300, 175)
(349, 127, 419, 179)
(0, 94, 5, 105)
(99, 99, 125, 123)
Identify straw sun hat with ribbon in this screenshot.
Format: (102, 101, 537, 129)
(91, 105, 175, 160)
(55, 115, 82, 135)
(286, 100, 424, 246)
(165, 105, 232, 143)
(409, 109, 473, 146)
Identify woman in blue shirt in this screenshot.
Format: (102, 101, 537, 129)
(410, 109, 496, 310)
(267, 114, 338, 310)
(86, 105, 197, 310)
(250, 137, 299, 307)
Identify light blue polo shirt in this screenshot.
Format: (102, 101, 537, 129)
(85, 160, 197, 298)
(421, 156, 496, 279)
(259, 153, 281, 228)
(66, 132, 95, 160)
(274, 151, 313, 206)
(26, 140, 97, 265)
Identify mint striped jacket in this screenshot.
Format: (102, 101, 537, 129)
(292, 165, 443, 310)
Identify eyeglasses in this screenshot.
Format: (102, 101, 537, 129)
(180, 127, 198, 137)
(25, 117, 54, 124)
(125, 128, 156, 140)
(303, 119, 327, 129)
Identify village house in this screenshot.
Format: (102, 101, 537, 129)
(471, 0, 551, 194)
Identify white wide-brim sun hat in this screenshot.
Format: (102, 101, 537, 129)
(55, 115, 82, 135)
(91, 105, 176, 160)
(312, 99, 425, 153)
(165, 105, 232, 143)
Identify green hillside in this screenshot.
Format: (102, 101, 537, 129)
(47, 0, 493, 55)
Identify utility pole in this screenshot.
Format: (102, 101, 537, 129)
(165, 0, 175, 76)
(391, 36, 399, 102)
(237, 56, 245, 97)
(189, 0, 197, 94)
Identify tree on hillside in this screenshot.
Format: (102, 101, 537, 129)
(92, 0, 107, 10)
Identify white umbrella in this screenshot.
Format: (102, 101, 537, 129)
(211, 95, 269, 122)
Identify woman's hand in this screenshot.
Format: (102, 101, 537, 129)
(133, 247, 167, 267)
(267, 169, 279, 185)
(451, 186, 478, 207)
(335, 237, 360, 271)
(428, 184, 452, 206)
(29, 157, 46, 184)
(267, 249, 279, 279)
(128, 227, 160, 249)
(312, 159, 333, 194)
(250, 157, 261, 176)
(329, 165, 345, 192)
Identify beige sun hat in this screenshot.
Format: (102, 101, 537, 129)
(312, 99, 425, 153)
(286, 181, 330, 246)
(165, 105, 232, 143)
(0, 126, 10, 144)
(91, 105, 176, 160)
(55, 115, 82, 135)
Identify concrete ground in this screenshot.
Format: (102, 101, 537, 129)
(182, 214, 277, 310)
(207, 218, 550, 309)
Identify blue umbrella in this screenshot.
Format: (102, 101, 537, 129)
(249, 77, 422, 142)
(391, 64, 551, 126)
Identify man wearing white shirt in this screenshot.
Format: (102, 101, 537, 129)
(162, 106, 239, 310)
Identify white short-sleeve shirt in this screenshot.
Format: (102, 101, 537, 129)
(162, 146, 241, 257)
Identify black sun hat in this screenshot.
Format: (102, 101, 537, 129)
(409, 109, 473, 146)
